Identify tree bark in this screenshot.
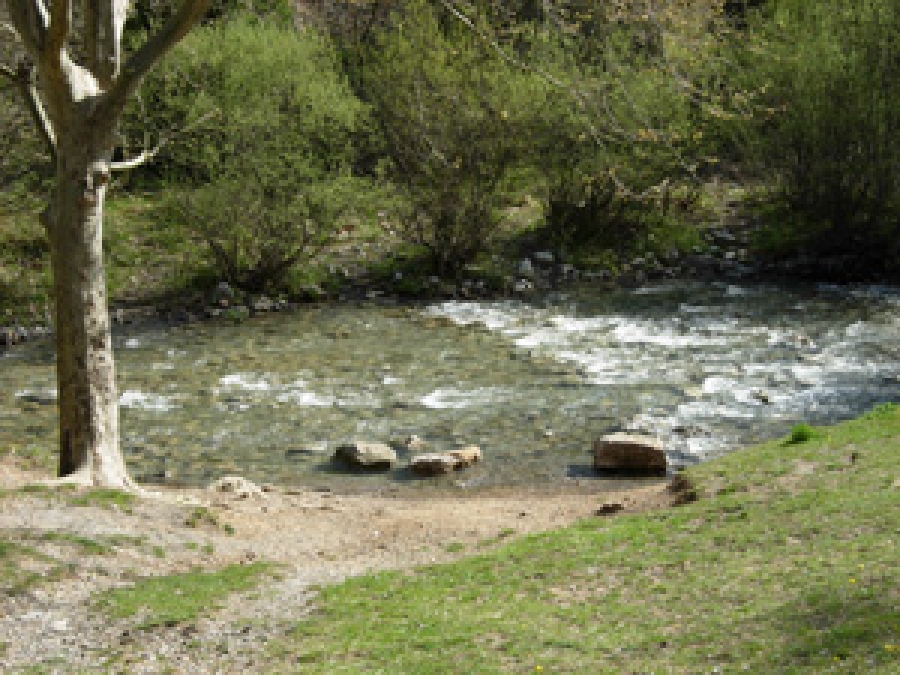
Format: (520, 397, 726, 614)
(46, 120, 133, 488)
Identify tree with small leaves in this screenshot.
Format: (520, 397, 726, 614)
(1, 0, 211, 488)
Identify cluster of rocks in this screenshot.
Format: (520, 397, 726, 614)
(0, 324, 51, 348)
(322, 433, 666, 479)
(332, 440, 482, 477)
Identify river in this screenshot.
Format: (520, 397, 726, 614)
(3, 280, 899, 491)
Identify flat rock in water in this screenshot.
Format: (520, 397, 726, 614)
(409, 453, 460, 476)
(333, 442, 396, 470)
(448, 445, 482, 468)
(593, 433, 667, 476)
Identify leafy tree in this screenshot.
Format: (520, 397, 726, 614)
(1, 0, 211, 488)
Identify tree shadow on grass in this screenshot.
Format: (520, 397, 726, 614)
(766, 587, 900, 669)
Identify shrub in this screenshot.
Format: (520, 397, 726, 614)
(128, 17, 369, 290)
(744, 0, 900, 261)
(357, 0, 550, 275)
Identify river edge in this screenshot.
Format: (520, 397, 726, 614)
(0, 455, 687, 671)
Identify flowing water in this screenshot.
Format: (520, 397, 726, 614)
(3, 280, 900, 492)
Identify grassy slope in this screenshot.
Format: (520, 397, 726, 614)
(271, 406, 900, 673)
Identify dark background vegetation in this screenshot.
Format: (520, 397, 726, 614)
(1, 0, 898, 313)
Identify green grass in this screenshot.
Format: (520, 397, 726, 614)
(94, 562, 274, 629)
(67, 488, 136, 510)
(269, 404, 900, 673)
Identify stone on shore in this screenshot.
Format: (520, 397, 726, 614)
(333, 442, 397, 470)
(448, 445, 482, 468)
(208, 476, 265, 499)
(593, 433, 667, 476)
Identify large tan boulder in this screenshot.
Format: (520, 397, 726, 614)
(593, 433, 667, 476)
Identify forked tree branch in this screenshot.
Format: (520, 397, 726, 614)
(101, 0, 212, 116)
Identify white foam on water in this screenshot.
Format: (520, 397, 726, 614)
(275, 390, 334, 407)
(217, 373, 275, 392)
(420, 387, 513, 409)
(424, 284, 900, 464)
(124, 338, 141, 349)
(119, 390, 178, 412)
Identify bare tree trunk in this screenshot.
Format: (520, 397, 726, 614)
(46, 128, 132, 487)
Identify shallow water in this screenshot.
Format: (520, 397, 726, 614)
(3, 280, 900, 491)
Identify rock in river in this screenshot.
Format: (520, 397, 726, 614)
(593, 433, 667, 476)
(409, 453, 460, 476)
(333, 442, 397, 470)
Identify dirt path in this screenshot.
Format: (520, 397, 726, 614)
(0, 459, 678, 673)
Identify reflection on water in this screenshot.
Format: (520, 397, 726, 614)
(3, 281, 899, 491)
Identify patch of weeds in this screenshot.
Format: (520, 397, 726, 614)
(1, 538, 56, 595)
(38, 531, 113, 555)
(184, 542, 199, 551)
(443, 542, 465, 554)
(151, 546, 166, 559)
(94, 562, 274, 629)
(786, 423, 819, 445)
(202, 544, 215, 555)
(184, 506, 234, 534)
(19, 484, 76, 496)
(68, 488, 136, 511)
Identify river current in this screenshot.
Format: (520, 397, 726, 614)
(3, 280, 900, 491)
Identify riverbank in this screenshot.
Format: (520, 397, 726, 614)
(4, 187, 897, 350)
(0, 456, 677, 671)
(1, 405, 898, 672)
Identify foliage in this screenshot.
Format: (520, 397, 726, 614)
(743, 0, 900, 260)
(786, 423, 818, 445)
(358, 0, 550, 275)
(128, 17, 369, 290)
(0, 81, 52, 213)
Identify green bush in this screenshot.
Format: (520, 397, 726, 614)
(357, 0, 551, 275)
(127, 17, 369, 290)
(745, 0, 900, 260)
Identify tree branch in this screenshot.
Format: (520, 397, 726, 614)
(95, 0, 128, 84)
(6, 0, 50, 55)
(44, 0, 71, 58)
(0, 58, 57, 161)
(101, 0, 212, 115)
(109, 109, 217, 171)
(83, 0, 100, 74)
